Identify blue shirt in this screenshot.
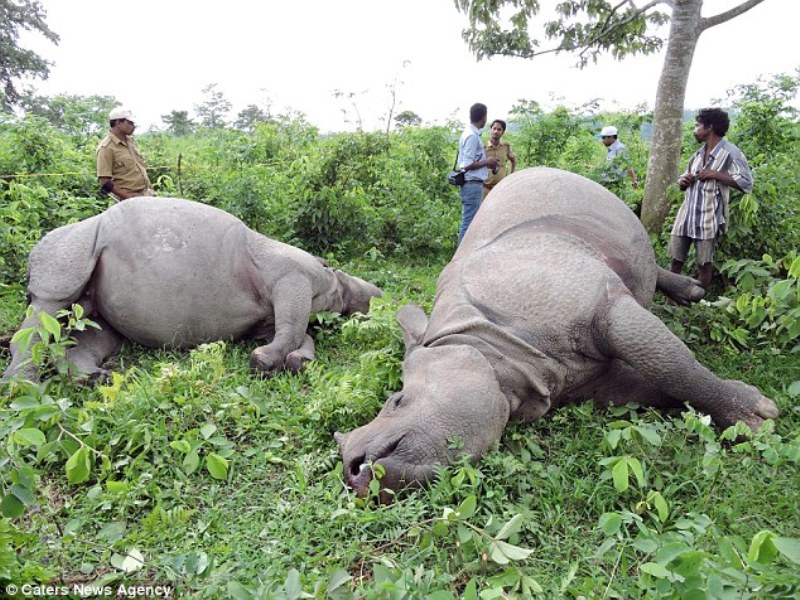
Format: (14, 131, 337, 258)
(458, 124, 488, 182)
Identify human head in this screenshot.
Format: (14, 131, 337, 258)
(490, 119, 507, 140)
(469, 103, 488, 129)
(109, 107, 136, 131)
(695, 108, 730, 140)
(600, 125, 618, 147)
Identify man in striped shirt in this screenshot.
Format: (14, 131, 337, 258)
(669, 108, 753, 289)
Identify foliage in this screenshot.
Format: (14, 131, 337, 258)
(0, 0, 59, 109)
(19, 92, 117, 140)
(161, 110, 195, 137)
(194, 83, 232, 130)
(394, 110, 422, 129)
(454, 0, 670, 65)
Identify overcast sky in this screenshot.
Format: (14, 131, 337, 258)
(19, 0, 800, 133)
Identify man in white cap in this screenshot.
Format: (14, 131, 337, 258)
(600, 125, 638, 190)
(96, 107, 155, 201)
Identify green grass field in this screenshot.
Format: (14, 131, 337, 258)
(1, 257, 798, 599)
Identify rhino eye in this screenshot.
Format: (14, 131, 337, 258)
(392, 394, 405, 409)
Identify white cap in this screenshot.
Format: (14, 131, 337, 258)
(600, 125, 618, 137)
(109, 107, 135, 121)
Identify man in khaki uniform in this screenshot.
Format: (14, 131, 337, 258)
(482, 119, 516, 199)
(96, 107, 155, 201)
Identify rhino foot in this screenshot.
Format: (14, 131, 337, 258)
(284, 350, 311, 374)
(710, 380, 779, 432)
(250, 348, 283, 378)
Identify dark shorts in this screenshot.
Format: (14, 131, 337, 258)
(669, 235, 716, 265)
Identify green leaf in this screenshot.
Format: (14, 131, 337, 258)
(184, 451, 200, 474)
(326, 568, 352, 594)
(10, 327, 35, 354)
(634, 425, 662, 446)
(598, 512, 622, 536)
(787, 380, 800, 398)
(773, 537, 800, 564)
(462, 579, 478, 600)
(111, 548, 145, 573)
(170, 439, 192, 453)
(66, 446, 91, 484)
(10, 484, 34, 506)
(206, 453, 229, 480)
(226, 581, 253, 600)
(38, 311, 62, 342)
(612, 458, 629, 492)
(628, 457, 645, 488)
(200, 423, 217, 439)
(1, 493, 25, 518)
(640, 562, 671, 578)
(105, 480, 129, 494)
(13, 427, 47, 447)
(458, 494, 477, 519)
(496, 513, 524, 540)
(488, 540, 533, 564)
(283, 568, 303, 600)
(426, 592, 455, 600)
(748, 530, 779, 564)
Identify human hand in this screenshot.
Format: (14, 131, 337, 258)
(696, 169, 718, 181)
(678, 173, 695, 188)
(486, 157, 499, 169)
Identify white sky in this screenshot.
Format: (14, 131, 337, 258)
(19, 0, 800, 133)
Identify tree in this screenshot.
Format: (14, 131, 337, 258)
(0, 0, 59, 110)
(454, 0, 767, 233)
(234, 104, 272, 133)
(394, 110, 422, 128)
(161, 110, 195, 136)
(194, 83, 231, 129)
(20, 92, 116, 137)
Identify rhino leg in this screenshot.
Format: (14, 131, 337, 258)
(600, 295, 779, 431)
(584, 360, 683, 410)
(64, 315, 124, 381)
(4, 218, 104, 382)
(656, 267, 705, 306)
(249, 274, 313, 377)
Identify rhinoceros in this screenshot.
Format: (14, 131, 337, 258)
(336, 167, 779, 499)
(3, 197, 381, 381)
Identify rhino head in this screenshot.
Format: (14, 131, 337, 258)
(335, 304, 510, 501)
(334, 270, 382, 315)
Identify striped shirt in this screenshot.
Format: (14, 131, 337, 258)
(671, 139, 753, 240)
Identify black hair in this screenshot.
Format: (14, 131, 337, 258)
(696, 108, 730, 137)
(469, 103, 488, 123)
(490, 119, 507, 131)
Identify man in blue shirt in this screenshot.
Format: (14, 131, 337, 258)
(456, 103, 499, 245)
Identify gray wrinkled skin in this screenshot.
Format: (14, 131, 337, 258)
(336, 167, 778, 501)
(3, 197, 381, 381)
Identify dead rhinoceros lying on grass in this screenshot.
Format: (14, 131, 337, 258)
(336, 167, 778, 499)
(3, 197, 381, 382)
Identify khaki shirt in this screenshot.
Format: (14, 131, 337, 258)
(96, 132, 153, 193)
(483, 140, 515, 189)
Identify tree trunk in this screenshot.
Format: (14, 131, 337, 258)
(640, 0, 704, 234)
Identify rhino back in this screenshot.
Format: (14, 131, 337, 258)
(458, 167, 656, 303)
(426, 168, 658, 416)
(92, 197, 274, 347)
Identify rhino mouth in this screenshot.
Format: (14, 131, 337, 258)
(345, 434, 406, 495)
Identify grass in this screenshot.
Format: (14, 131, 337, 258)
(1, 257, 799, 598)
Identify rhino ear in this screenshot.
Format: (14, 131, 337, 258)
(397, 304, 428, 354)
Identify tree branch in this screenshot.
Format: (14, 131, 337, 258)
(701, 0, 767, 31)
(571, 0, 665, 59)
